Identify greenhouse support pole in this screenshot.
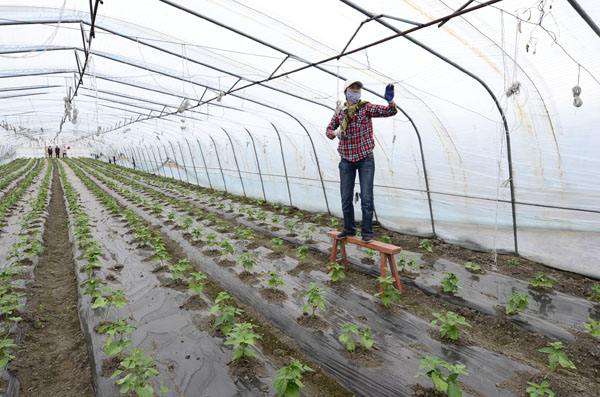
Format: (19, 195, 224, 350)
(340, 0, 522, 247)
(169, 141, 183, 181)
(195, 138, 213, 189)
(155, 145, 168, 178)
(185, 138, 201, 186)
(207, 135, 227, 193)
(136, 147, 148, 172)
(243, 128, 267, 201)
(220, 128, 246, 198)
(270, 123, 293, 207)
(127, 147, 136, 169)
(177, 141, 190, 183)
(567, 0, 600, 38)
(144, 145, 157, 175)
(162, 145, 176, 179)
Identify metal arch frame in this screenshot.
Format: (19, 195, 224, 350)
(220, 127, 246, 198)
(566, 0, 600, 38)
(162, 144, 175, 179)
(147, 145, 160, 175)
(206, 134, 227, 193)
(270, 123, 293, 207)
(243, 128, 267, 201)
(339, 0, 518, 253)
(169, 140, 183, 181)
(184, 138, 201, 186)
(176, 140, 190, 183)
(195, 137, 213, 189)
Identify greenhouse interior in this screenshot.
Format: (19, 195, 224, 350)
(0, 0, 599, 396)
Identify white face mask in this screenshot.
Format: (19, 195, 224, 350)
(346, 90, 361, 104)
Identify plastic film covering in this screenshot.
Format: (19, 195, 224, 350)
(0, 1, 599, 278)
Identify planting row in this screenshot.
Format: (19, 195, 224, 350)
(82, 158, 600, 397)
(61, 160, 344, 396)
(89, 159, 598, 342)
(0, 159, 51, 393)
(65, 159, 596, 394)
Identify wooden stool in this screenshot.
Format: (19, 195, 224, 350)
(328, 230, 403, 292)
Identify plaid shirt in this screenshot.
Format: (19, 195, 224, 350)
(326, 102, 397, 162)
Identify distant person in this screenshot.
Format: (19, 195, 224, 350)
(132, 156, 136, 169)
(54, 145, 60, 158)
(47, 146, 53, 158)
(113, 156, 116, 164)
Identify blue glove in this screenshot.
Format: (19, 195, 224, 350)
(384, 84, 394, 103)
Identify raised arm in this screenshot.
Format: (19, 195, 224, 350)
(365, 102, 398, 118)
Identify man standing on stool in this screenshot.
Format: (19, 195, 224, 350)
(326, 80, 397, 242)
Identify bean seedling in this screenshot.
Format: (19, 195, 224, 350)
(224, 322, 261, 361)
(112, 348, 159, 397)
(463, 261, 482, 273)
(296, 245, 309, 261)
(375, 275, 401, 308)
(237, 252, 256, 272)
(506, 258, 520, 267)
(538, 341, 576, 371)
(191, 227, 203, 241)
(419, 239, 433, 253)
(506, 292, 529, 315)
(419, 355, 467, 397)
(526, 379, 555, 397)
(328, 262, 346, 283)
(267, 271, 285, 289)
(219, 239, 235, 255)
(169, 259, 191, 281)
(273, 359, 313, 397)
(188, 272, 207, 295)
(338, 323, 374, 352)
(431, 311, 471, 341)
(0, 337, 16, 369)
(271, 237, 284, 248)
(302, 283, 325, 317)
(589, 284, 600, 302)
(529, 273, 556, 290)
(441, 273, 460, 295)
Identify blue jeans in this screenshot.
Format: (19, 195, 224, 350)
(339, 154, 375, 237)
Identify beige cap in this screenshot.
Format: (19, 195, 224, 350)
(344, 80, 363, 91)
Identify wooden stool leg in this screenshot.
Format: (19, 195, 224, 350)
(329, 238, 339, 264)
(378, 254, 387, 293)
(340, 240, 349, 271)
(388, 254, 403, 292)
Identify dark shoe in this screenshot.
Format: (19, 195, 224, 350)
(362, 234, 374, 242)
(337, 230, 355, 239)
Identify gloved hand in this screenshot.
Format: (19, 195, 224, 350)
(384, 84, 395, 103)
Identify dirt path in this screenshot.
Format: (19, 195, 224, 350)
(12, 164, 94, 396)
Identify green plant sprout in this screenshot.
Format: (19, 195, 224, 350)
(375, 275, 401, 307)
(506, 258, 520, 267)
(224, 322, 261, 361)
(296, 245, 309, 261)
(256, 210, 268, 222)
(179, 216, 193, 230)
(237, 252, 257, 272)
(107, 289, 128, 309)
(441, 273, 460, 295)
(584, 318, 600, 338)
(235, 227, 255, 241)
(98, 319, 135, 357)
(526, 379, 555, 397)
(338, 323, 374, 352)
(0, 337, 16, 369)
(169, 259, 191, 281)
(328, 262, 346, 283)
(267, 272, 285, 289)
(212, 305, 243, 336)
(205, 233, 217, 246)
(191, 227, 203, 241)
(529, 273, 556, 290)
(538, 341, 576, 371)
(112, 348, 159, 397)
(302, 283, 325, 317)
(273, 359, 313, 397)
(219, 239, 235, 255)
(150, 203, 163, 215)
(364, 248, 377, 261)
(271, 214, 281, 224)
(506, 292, 529, 315)
(329, 217, 339, 228)
(397, 255, 420, 273)
(167, 211, 177, 222)
(419, 239, 433, 253)
(589, 284, 600, 302)
(419, 355, 467, 397)
(285, 219, 297, 235)
(188, 272, 208, 295)
(463, 262, 482, 273)
(380, 235, 392, 244)
(271, 237, 284, 248)
(431, 311, 471, 341)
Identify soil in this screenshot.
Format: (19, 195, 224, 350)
(296, 313, 329, 330)
(238, 271, 258, 284)
(11, 166, 94, 396)
(259, 288, 287, 303)
(179, 295, 208, 311)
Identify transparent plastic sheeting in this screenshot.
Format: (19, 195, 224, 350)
(1, 1, 599, 278)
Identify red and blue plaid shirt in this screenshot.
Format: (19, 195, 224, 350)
(326, 102, 397, 162)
